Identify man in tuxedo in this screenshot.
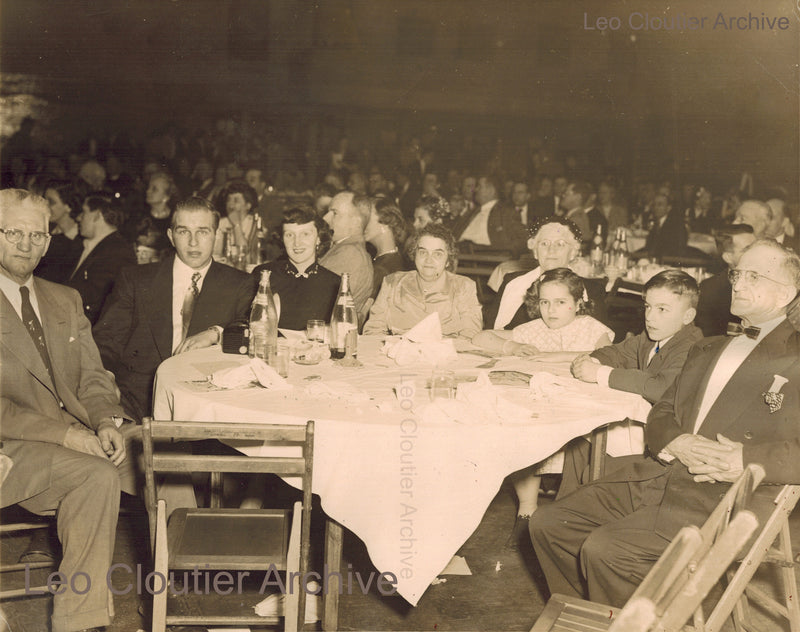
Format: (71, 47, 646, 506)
(638, 192, 688, 260)
(695, 224, 756, 336)
(0, 188, 126, 632)
(452, 175, 527, 255)
(531, 239, 800, 607)
(66, 194, 136, 324)
(766, 198, 799, 252)
(509, 180, 534, 230)
(94, 196, 255, 422)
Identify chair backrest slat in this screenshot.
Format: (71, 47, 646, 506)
(152, 454, 307, 475)
(149, 420, 308, 443)
(656, 511, 759, 631)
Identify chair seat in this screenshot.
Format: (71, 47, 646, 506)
(532, 593, 619, 631)
(168, 508, 290, 570)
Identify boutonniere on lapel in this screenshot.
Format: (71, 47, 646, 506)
(763, 374, 789, 413)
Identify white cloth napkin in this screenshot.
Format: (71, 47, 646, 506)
(421, 372, 535, 425)
(209, 358, 292, 391)
(528, 372, 572, 400)
(382, 313, 458, 366)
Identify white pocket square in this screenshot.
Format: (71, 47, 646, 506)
(69, 336, 76, 343)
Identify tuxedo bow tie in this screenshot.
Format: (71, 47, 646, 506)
(726, 322, 760, 339)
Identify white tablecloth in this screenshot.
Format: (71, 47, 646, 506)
(153, 336, 650, 605)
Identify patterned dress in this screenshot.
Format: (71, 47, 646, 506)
(512, 315, 614, 473)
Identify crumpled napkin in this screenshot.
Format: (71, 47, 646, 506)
(528, 372, 572, 400)
(382, 313, 458, 366)
(209, 358, 292, 391)
(422, 372, 535, 425)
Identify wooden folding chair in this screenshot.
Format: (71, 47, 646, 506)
(0, 453, 55, 600)
(141, 417, 315, 632)
(689, 483, 800, 632)
(0, 517, 55, 600)
(530, 464, 764, 632)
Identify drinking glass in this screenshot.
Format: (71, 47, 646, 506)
(269, 343, 290, 378)
(430, 369, 456, 401)
(306, 319, 326, 343)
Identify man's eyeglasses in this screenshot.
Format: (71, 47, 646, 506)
(0, 228, 50, 246)
(728, 269, 793, 287)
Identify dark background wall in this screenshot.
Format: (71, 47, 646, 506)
(1, 0, 798, 192)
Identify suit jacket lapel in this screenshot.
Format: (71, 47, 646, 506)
(1, 284, 57, 396)
(146, 256, 176, 360)
(698, 321, 797, 438)
(677, 337, 729, 433)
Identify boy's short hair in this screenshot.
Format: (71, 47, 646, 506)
(643, 269, 699, 308)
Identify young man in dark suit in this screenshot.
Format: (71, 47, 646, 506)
(94, 196, 256, 422)
(66, 194, 136, 324)
(532, 239, 800, 607)
(564, 270, 704, 494)
(0, 188, 127, 632)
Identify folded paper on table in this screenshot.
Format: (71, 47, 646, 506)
(209, 358, 292, 391)
(382, 313, 458, 366)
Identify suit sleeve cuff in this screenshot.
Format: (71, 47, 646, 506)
(596, 365, 613, 388)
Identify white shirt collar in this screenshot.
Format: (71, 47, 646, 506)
(0, 273, 39, 321)
(173, 255, 212, 284)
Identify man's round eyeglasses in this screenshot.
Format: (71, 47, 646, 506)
(0, 228, 51, 246)
(728, 269, 793, 287)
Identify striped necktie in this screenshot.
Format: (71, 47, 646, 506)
(181, 272, 201, 342)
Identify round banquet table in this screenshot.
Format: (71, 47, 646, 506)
(153, 335, 650, 607)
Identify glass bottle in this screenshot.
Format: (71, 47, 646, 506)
(329, 273, 358, 360)
(590, 224, 604, 275)
(251, 215, 267, 266)
(249, 270, 278, 361)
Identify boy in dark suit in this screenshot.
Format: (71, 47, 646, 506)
(564, 270, 703, 495)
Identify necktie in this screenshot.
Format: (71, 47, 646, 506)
(726, 322, 760, 339)
(20, 286, 56, 386)
(181, 272, 201, 341)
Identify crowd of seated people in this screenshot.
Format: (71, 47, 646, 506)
(3, 113, 800, 630)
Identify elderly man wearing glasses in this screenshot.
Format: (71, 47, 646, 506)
(363, 223, 483, 339)
(0, 189, 128, 632)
